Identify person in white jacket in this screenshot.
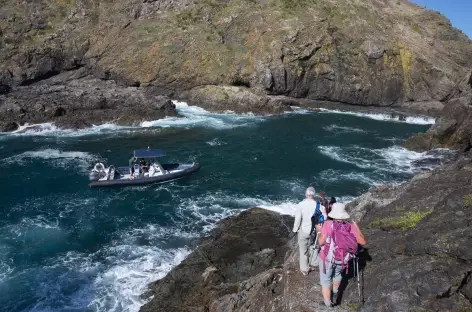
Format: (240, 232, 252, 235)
(292, 186, 327, 275)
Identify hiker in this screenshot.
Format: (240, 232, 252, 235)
(292, 187, 326, 275)
(326, 196, 337, 217)
(319, 192, 329, 208)
(129, 156, 137, 175)
(318, 203, 366, 308)
(310, 192, 328, 238)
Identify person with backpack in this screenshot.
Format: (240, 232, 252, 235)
(309, 196, 328, 236)
(293, 187, 327, 275)
(318, 203, 366, 307)
(326, 196, 337, 218)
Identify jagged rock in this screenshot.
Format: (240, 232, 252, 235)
(140, 208, 294, 312)
(362, 40, 385, 60)
(348, 154, 472, 311)
(1, 122, 19, 132)
(181, 85, 296, 115)
(0, 72, 178, 131)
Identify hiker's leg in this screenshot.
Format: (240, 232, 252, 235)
(298, 231, 310, 273)
(319, 258, 333, 306)
(332, 263, 343, 294)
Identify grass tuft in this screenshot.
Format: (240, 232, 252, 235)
(463, 194, 472, 207)
(369, 209, 433, 230)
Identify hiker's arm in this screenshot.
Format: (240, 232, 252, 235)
(352, 222, 366, 246)
(318, 233, 327, 245)
(292, 207, 301, 233)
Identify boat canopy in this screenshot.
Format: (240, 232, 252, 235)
(134, 149, 166, 158)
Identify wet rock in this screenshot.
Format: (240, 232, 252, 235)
(0, 72, 178, 132)
(1, 122, 19, 132)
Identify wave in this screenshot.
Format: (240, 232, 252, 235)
(0, 101, 315, 138)
(87, 243, 190, 312)
(317, 108, 436, 125)
(0, 148, 95, 174)
(318, 145, 452, 175)
(22, 237, 191, 312)
(318, 169, 388, 186)
(141, 101, 265, 130)
(206, 138, 227, 146)
(323, 124, 366, 134)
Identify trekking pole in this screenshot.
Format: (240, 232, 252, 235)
(356, 257, 361, 299)
(307, 232, 320, 265)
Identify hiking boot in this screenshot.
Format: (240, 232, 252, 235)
(331, 291, 339, 306)
(320, 300, 333, 308)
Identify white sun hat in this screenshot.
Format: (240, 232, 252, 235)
(328, 203, 350, 220)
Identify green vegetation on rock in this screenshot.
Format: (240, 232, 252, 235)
(463, 194, 472, 207)
(369, 209, 433, 230)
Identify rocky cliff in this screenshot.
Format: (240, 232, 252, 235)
(140, 152, 472, 311)
(1, 0, 472, 131)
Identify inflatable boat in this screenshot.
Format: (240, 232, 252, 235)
(89, 148, 200, 188)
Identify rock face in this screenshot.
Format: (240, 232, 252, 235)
(1, 0, 472, 130)
(0, 70, 178, 131)
(403, 92, 472, 151)
(346, 153, 472, 311)
(181, 85, 300, 114)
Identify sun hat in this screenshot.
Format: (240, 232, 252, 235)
(328, 203, 350, 220)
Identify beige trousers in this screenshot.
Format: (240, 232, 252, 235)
(297, 231, 311, 272)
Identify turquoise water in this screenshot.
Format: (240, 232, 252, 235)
(0, 103, 442, 312)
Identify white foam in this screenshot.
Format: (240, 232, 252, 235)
(317, 108, 436, 125)
(20, 221, 193, 312)
(1, 148, 95, 174)
(206, 138, 227, 146)
(3, 122, 132, 139)
(319, 145, 377, 170)
(323, 124, 366, 134)
(258, 202, 298, 216)
(14, 122, 58, 133)
(286, 106, 311, 114)
(89, 246, 190, 312)
(318, 169, 386, 186)
(141, 100, 265, 130)
(319, 145, 450, 175)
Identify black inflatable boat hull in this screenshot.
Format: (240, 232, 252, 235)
(88, 162, 200, 188)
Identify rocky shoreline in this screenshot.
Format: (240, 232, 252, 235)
(0, 73, 443, 134)
(139, 148, 472, 312)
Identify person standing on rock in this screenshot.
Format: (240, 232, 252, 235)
(292, 187, 326, 275)
(318, 203, 366, 307)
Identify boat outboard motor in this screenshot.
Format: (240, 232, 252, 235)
(90, 163, 106, 181)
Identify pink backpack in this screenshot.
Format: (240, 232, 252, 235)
(325, 221, 358, 271)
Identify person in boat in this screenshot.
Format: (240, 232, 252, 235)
(129, 156, 137, 175)
(139, 158, 149, 173)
